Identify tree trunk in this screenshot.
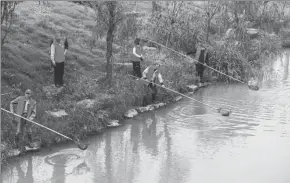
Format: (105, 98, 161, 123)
(206, 17, 211, 43)
(105, 2, 116, 85)
(152, 1, 158, 13)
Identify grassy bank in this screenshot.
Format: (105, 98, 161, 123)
(1, 1, 197, 167)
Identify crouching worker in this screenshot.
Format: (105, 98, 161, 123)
(141, 63, 165, 105)
(10, 89, 36, 149)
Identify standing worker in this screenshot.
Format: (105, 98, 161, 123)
(10, 89, 36, 149)
(195, 44, 209, 83)
(187, 44, 209, 83)
(51, 37, 68, 87)
(131, 38, 144, 78)
(141, 63, 165, 105)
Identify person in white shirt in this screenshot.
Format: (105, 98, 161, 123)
(141, 63, 165, 104)
(10, 89, 36, 149)
(50, 37, 68, 87)
(131, 38, 144, 78)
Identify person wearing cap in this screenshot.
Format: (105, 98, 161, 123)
(141, 63, 165, 104)
(131, 38, 144, 78)
(10, 89, 36, 149)
(51, 37, 68, 87)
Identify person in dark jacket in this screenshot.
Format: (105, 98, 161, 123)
(187, 44, 209, 83)
(131, 38, 144, 78)
(50, 37, 68, 87)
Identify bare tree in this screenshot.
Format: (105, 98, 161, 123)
(89, 1, 138, 84)
(90, 2, 123, 84)
(191, 1, 222, 43)
(1, 1, 19, 46)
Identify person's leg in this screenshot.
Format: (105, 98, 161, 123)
(149, 83, 158, 103)
(54, 63, 57, 86)
(59, 61, 64, 86)
(26, 121, 33, 147)
(14, 120, 22, 148)
(132, 61, 137, 76)
(15, 117, 25, 149)
(200, 66, 205, 83)
(55, 62, 61, 87)
(136, 62, 142, 78)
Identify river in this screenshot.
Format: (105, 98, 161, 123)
(2, 51, 290, 183)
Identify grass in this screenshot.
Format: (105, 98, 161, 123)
(1, 1, 197, 168)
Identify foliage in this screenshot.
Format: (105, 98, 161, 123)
(1, 1, 20, 45)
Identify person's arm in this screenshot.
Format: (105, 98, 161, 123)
(64, 38, 68, 55)
(50, 44, 56, 66)
(133, 47, 142, 58)
(28, 102, 36, 121)
(142, 67, 149, 79)
(205, 52, 210, 66)
(158, 73, 164, 87)
(10, 97, 20, 113)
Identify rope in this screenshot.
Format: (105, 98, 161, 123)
(130, 75, 220, 111)
(140, 37, 246, 85)
(1, 108, 73, 141)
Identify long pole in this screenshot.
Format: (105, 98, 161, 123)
(130, 75, 220, 111)
(1, 108, 73, 141)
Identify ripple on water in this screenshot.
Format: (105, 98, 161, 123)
(44, 148, 90, 167)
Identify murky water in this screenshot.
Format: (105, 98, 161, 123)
(2, 51, 290, 183)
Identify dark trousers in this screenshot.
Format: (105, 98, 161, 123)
(143, 83, 158, 106)
(196, 63, 205, 82)
(54, 61, 64, 86)
(132, 61, 142, 78)
(13, 113, 33, 148)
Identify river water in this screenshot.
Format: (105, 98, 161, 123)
(2, 51, 290, 183)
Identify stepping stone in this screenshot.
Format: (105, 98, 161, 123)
(76, 99, 97, 109)
(107, 120, 120, 127)
(174, 96, 183, 102)
(124, 109, 138, 118)
(43, 84, 64, 98)
(46, 110, 68, 118)
(186, 84, 198, 92)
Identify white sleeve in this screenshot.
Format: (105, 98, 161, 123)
(142, 67, 149, 78)
(133, 47, 141, 57)
(158, 73, 163, 84)
(51, 44, 55, 61)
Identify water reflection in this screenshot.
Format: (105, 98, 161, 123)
(141, 113, 161, 156)
(50, 158, 66, 183)
(15, 156, 33, 183)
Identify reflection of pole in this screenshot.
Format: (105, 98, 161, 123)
(52, 158, 66, 183)
(284, 52, 289, 80)
(129, 122, 141, 183)
(166, 122, 172, 181)
(16, 156, 34, 183)
(142, 113, 159, 155)
(105, 132, 112, 183)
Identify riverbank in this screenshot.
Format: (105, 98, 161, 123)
(1, 81, 211, 166)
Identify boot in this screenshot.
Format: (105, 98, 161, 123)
(27, 133, 34, 148)
(152, 94, 156, 104)
(14, 134, 20, 149)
